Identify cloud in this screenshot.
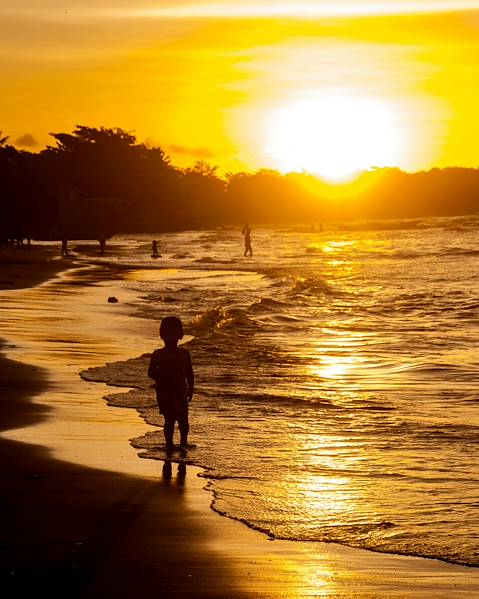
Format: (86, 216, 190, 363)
(1, 1, 479, 22)
(169, 144, 215, 159)
(15, 133, 39, 148)
(109, 1, 479, 19)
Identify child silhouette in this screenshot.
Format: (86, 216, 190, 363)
(148, 317, 194, 450)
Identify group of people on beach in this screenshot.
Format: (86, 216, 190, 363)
(58, 224, 252, 262)
(151, 225, 253, 260)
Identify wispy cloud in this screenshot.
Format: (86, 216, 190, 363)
(108, 1, 479, 19)
(2, 1, 479, 20)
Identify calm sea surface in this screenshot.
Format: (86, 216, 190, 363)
(81, 217, 479, 567)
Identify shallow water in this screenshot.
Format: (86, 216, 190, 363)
(81, 217, 479, 567)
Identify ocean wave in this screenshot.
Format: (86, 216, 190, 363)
(104, 389, 155, 409)
(247, 297, 287, 313)
(333, 219, 423, 231)
(195, 256, 216, 263)
(359, 290, 478, 317)
(80, 353, 150, 388)
(187, 306, 258, 333)
(289, 275, 336, 296)
(441, 247, 479, 257)
(305, 245, 323, 254)
(331, 215, 479, 232)
(411, 422, 479, 444)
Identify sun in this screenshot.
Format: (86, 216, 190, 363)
(265, 92, 402, 182)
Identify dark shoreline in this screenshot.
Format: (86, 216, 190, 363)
(0, 245, 69, 290)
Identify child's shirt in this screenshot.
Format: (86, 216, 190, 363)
(148, 347, 192, 407)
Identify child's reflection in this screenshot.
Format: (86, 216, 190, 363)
(162, 460, 187, 485)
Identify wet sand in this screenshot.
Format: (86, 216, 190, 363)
(0, 245, 68, 290)
(1, 250, 479, 598)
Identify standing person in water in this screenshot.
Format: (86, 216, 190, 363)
(151, 239, 159, 258)
(148, 316, 194, 450)
(242, 223, 253, 257)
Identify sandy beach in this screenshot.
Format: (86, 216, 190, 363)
(1, 246, 479, 598)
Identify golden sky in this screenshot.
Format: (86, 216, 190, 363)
(1, 2, 479, 177)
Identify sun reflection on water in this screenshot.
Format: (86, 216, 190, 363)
(322, 240, 356, 253)
(282, 429, 364, 542)
(305, 326, 372, 388)
(312, 356, 358, 380)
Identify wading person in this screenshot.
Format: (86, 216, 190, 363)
(242, 223, 253, 257)
(147, 316, 194, 451)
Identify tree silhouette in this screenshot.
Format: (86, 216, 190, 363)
(2, 123, 479, 244)
(179, 161, 225, 227)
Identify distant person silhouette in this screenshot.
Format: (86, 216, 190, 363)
(61, 238, 69, 256)
(147, 316, 194, 451)
(242, 223, 253, 257)
(151, 239, 159, 258)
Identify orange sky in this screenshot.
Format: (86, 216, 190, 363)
(1, 2, 479, 177)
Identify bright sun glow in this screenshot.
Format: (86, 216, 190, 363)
(265, 92, 402, 182)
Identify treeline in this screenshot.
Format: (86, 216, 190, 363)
(1, 125, 479, 241)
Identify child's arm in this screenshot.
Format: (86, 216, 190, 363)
(147, 350, 160, 381)
(185, 351, 194, 401)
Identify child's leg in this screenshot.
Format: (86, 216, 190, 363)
(178, 406, 189, 447)
(163, 415, 175, 448)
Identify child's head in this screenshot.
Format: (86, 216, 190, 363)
(159, 316, 184, 345)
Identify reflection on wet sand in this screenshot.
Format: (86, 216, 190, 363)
(163, 460, 187, 486)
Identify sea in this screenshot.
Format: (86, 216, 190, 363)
(79, 216, 479, 568)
